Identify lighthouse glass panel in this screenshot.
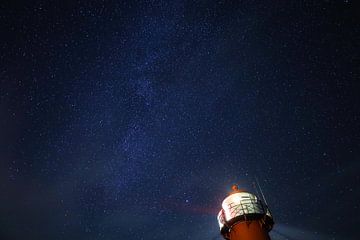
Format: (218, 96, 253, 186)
(221, 192, 265, 221)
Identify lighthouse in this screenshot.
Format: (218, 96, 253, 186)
(217, 185, 274, 240)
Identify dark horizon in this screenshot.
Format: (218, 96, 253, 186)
(1, 1, 359, 239)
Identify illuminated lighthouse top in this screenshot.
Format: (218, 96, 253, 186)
(217, 185, 274, 239)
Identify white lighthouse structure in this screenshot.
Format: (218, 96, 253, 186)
(217, 185, 274, 240)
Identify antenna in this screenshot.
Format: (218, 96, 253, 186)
(252, 180, 261, 199)
(255, 176, 268, 206)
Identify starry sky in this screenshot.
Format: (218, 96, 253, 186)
(0, 1, 359, 240)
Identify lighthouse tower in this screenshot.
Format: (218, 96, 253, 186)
(217, 185, 274, 240)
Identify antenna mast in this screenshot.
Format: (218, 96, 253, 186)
(255, 176, 268, 206)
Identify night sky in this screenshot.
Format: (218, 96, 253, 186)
(1, 1, 359, 240)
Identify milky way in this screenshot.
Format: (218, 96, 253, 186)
(1, 1, 359, 240)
